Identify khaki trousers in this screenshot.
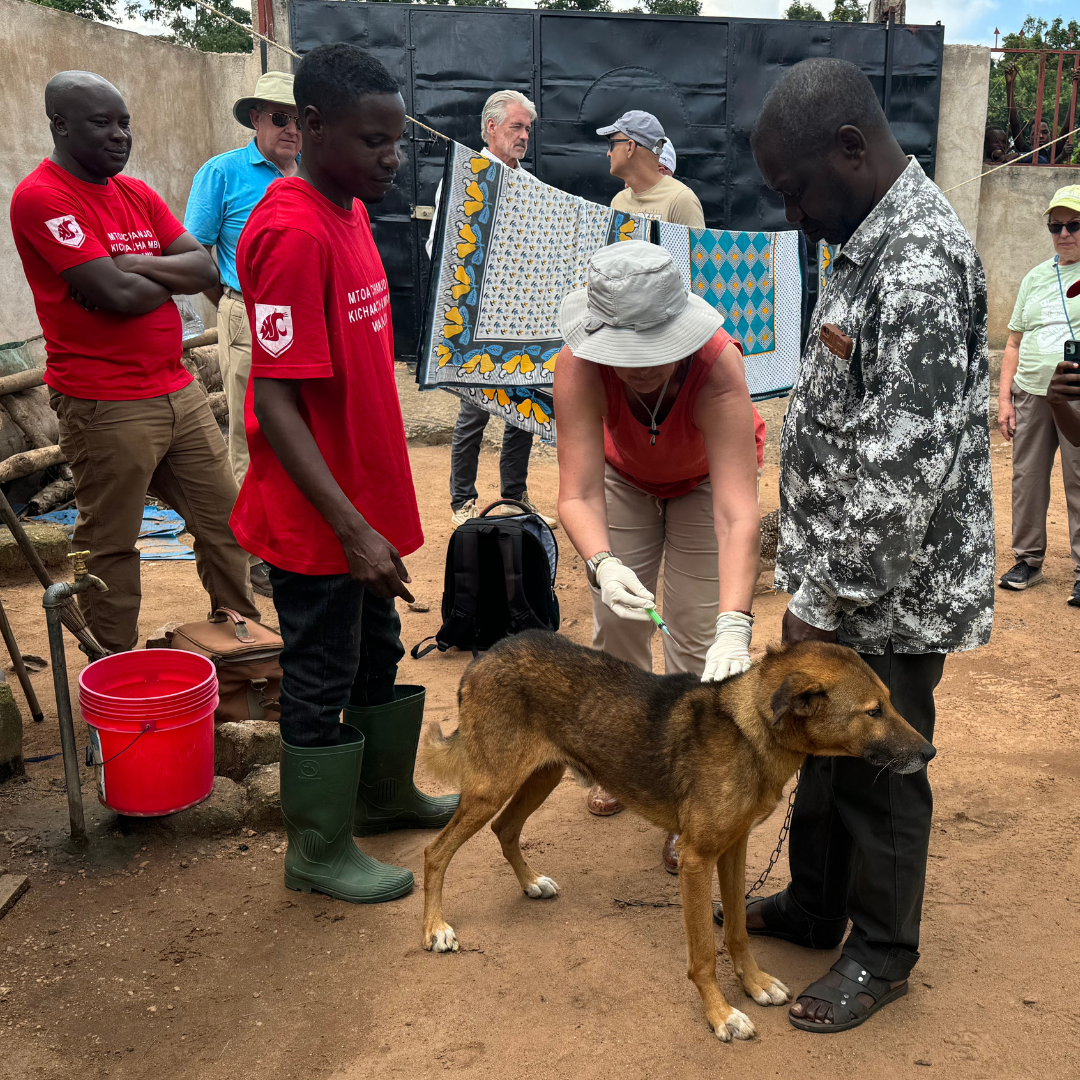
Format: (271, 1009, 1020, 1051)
(52, 381, 260, 653)
(217, 288, 252, 490)
(591, 465, 719, 676)
(1011, 384, 1080, 579)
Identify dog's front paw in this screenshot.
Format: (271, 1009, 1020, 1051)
(524, 875, 559, 899)
(423, 923, 460, 953)
(745, 971, 791, 1007)
(713, 1007, 756, 1042)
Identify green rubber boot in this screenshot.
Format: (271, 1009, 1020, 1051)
(280, 724, 414, 903)
(343, 685, 460, 837)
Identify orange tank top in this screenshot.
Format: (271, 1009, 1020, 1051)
(594, 328, 765, 499)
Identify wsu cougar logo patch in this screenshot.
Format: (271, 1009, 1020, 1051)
(45, 215, 85, 248)
(254, 304, 294, 357)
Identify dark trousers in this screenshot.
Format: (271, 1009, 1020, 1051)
(450, 399, 533, 510)
(268, 567, 404, 747)
(773, 643, 946, 981)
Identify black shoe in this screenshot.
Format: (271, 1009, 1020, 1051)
(250, 561, 273, 598)
(998, 561, 1043, 591)
(1069, 582, 1080, 608)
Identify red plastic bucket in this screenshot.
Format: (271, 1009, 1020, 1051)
(78, 650, 218, 817)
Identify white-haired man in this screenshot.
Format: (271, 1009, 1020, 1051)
(427, 90, 556, 529)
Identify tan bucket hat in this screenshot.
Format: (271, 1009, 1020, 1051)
(233, 71, 296, 130)
(558, 241, 723, 367)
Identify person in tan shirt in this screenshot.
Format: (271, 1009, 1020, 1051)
(598, 110, 705, 228)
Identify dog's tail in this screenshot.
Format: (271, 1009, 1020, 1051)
(420, 722, 466, 785)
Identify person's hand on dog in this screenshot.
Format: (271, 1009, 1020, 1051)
(595, 557, 654, 621)
(782, 607, 838, 645)
(701, 611, 753, 682)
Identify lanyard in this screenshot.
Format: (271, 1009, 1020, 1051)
(1055, 256, 1078, 340)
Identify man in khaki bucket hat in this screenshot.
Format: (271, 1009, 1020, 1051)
(184, 71, 302, 598)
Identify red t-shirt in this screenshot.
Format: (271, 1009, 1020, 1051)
(231, 177, 423, 575)
(591, 329, 767, 499)
(9, 159, 190, 401)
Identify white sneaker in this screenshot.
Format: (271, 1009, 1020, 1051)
(497, 490, 557, 530)
(450, 498, 478, 528)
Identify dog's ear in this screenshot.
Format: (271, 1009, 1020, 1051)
(770, 672, 826, 725)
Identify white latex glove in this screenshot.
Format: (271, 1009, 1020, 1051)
(595, 557, 654, 621)
(701, 611, 754, 682)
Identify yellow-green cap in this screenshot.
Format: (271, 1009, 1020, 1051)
(233, 71, 295, 130)
(1046, 184, 1080, 215)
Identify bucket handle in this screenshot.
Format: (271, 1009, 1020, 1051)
(84, 721, 155, 769)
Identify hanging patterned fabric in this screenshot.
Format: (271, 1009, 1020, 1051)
(418, 141, 647, 437)
(818, 240, 841, 294)
(658, 222, 802, 401)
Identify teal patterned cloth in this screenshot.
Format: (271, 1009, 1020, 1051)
(419, 141, 647, 438)
(659, 221, 802, 401)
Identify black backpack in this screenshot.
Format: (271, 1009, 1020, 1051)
(411, 500, 560, 658)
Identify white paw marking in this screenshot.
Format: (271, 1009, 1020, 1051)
(427, 926, 459, 953)
(715, 1008, 756, 1042)
(750, 976, 791, 1006)
(524, 876, 559, 899)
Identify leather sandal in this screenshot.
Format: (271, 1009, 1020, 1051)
(713, 893, 844, 949)
(788, 955, 909, 1033)
(662, 831, 679, 874)
(586, 785, 623, 816)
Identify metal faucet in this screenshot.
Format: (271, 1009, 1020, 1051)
(43, 551, 108, 844)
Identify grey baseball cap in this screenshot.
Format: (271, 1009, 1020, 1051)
(596, 110, 667, 155)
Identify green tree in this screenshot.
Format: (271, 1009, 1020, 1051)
(125, 0, 253, 52)
(633, 0, 703, 13)
(987, 17, 1080, 164)
(785, 3, 825, 20)
(536, 0, 612, 10)
(829, 0, 864, 22)
(27, 0, 118, 22)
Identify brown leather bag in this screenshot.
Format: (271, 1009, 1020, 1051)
(168, 608, 282, 724)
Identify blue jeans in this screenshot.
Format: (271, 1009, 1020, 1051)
(268, 567, 405, 747)
(450, 399, 533, 510)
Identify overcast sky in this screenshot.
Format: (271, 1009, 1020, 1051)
(120, 1, 1070, 49)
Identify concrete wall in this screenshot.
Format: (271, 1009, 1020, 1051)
(0, 0, 260, 344)
(936, 44, 990, 240)
(975, 165, 1076, 348)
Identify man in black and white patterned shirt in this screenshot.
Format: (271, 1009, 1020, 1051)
(732, 59, 994, 1034)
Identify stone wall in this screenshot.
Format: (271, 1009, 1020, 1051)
(0, 0, 261, 344)
(936, 44, 990, 240)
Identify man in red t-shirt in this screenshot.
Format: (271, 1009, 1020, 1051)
(10, 71, 260, 653)
(234, 44, 457, 904)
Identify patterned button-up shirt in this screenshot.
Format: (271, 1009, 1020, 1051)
(775, 158, 995, 655)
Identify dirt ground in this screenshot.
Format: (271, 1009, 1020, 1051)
(1, 403, 1079, 1080)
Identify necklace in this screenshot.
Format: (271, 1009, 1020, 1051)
(628, 370, 675, 447)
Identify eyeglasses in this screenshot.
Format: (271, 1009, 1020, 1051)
(606, 138, 633, 149)
(1048, 220, 1080, 235)
(266, 111, 300, 129)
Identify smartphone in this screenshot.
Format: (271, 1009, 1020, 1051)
(1066, 341, 1080, 364)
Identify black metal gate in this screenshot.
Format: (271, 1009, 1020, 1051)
(289, 2, 945, 360)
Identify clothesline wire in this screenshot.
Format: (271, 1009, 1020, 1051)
(940, 124, 1080, 193)
(190, 0, 1072, 189)
(188, 0, 451, 142)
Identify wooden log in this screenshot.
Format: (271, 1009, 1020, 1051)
(0, 446, 64, 484)
(25, 478, 75, 516)
(182, 327, 218, 350)
(3, 386, 58, 450)
(207, 390, 228, 425)
(0, 368, 45, 398)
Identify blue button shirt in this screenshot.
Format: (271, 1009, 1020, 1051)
(184, 139, 288, 292)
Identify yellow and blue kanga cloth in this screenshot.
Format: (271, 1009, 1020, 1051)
(658, 221, 802, 401)
(419, 141, 647, 438)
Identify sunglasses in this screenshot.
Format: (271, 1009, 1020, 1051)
(1048, 220, 1080, 235)
(265, 111, 300, 129)
(607, 137, 633, 149)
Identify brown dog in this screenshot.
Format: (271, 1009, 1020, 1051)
(420, 631, 934, 1042)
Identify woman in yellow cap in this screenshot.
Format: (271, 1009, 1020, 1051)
(997, 185, 1080, 606)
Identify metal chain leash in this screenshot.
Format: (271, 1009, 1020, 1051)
(744, 771, 798, 899)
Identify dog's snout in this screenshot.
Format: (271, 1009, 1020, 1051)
(921, 743, 937, 764)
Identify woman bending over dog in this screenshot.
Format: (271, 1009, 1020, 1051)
(553, 240, 764, 869)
